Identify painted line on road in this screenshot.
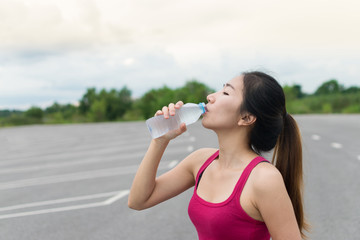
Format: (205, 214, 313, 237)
(0, 191, 120, 212)
(0, 137, 194, 168)
(330, 142, 343, 149)
(311, 134, 321, 141)
(357, 155, 360, 161)
(0, 161, 176, 191)
(0, 190, 130, 220)
(0, 145, 190, 175)
(187, 146, 194, 152)
(103, 190, 130, 205)
(167, 160, 179, 169)
(0, 136, 152, 165)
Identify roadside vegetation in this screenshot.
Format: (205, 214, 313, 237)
(1, 79, 359, 127)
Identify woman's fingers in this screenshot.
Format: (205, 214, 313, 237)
(168, 103, 175, 116)
(179, 123, 187, 133)
(162, 106, 169, 119)
(175, 101, 184, 109)
(154, 110, 163, 117)
(155, 101, 183, 119)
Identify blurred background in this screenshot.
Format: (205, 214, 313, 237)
(1, 0, 360, 126)
(1, 1, 360, 240)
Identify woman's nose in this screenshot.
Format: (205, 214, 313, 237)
(207, 93, 215, 103)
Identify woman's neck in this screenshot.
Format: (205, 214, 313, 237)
(215, 129, 258, 169)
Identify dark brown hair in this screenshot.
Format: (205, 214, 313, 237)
(240, 71, 309, 238)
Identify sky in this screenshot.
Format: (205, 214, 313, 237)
(1, 0, 359, 110)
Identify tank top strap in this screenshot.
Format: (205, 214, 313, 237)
(235, 156, 270, 195)
(194, 150, 219, 189)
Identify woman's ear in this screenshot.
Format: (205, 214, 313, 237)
(238, 114, 256, 126)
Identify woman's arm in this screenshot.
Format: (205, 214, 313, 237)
(253, 164, 302, 240)
(128, 137, 172, 210)
(128, 143, 213, 210)
(128, 101, 211, 210)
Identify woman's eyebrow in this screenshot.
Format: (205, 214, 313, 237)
(223, 83, 235, 90)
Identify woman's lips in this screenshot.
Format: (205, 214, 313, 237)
(205, 105, 209, 113)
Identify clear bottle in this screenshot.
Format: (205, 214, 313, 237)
(146, 102, 207, 139)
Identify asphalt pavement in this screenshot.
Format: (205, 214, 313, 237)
(0, 115, 359, 240)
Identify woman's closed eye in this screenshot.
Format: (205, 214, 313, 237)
(222, 84, 230, 95)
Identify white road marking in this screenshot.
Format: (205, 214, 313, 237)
(0, 201, 104, 220)
(187, 146, 194, 152)
(0, 157, 123, 174)
(0, 161, 173, 190)
(0, 191, 120, 212)
(311, 134, 321, 140)
(331, 142, 343, 149)
(0, 190, 129, 220)
(357, 155, 360, 161)
(189, 137, 196, 142)
(0, 146, 190, 174)
(0, 141, 150, 167)
(104, 190, 130, 205)
(167, 160, 179, 169)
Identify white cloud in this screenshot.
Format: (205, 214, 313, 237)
(2, 0, 359, 53)
(122, 58, 135, 67)
(0, 0, 359, 109)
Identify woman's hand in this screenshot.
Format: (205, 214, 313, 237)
(154, 101, 187, 141)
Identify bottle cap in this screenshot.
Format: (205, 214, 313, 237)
(198, 102, 207, 114)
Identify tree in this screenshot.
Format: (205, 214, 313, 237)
(139, 86, 175, 119)
(175, 80, 214, 103)
(315, 79, 344, 95)
(45, 102, 61, 114)
(79, 88, 97, 114)
(343, 86, 360, 94)
(88, 99, 106, 122)
(283, 84, 305, 101)
(117, 86, 133, 119)
(25, 106, 43, 120)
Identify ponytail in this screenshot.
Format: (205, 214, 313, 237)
(241, 71, 310, 238)
(272, 113, 309, 239)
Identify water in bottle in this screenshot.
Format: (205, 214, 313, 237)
(146, 102, 207, 139)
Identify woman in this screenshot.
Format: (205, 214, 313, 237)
(128, 71, 308, 239)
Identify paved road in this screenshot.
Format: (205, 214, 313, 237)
(0, 115, 359, 240)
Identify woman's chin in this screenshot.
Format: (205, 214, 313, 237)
(201, 118, 212, 129)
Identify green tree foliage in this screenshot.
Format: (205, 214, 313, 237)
(315, 79, 344, 95)
(138, 80, 214, 119)
(1, 78, 359, 127)
(343, 86, 360, 94)
(45, 102, 78, 123)
(293, 93, 360, 113)
(0, 110, 22, 118)
(88, 99, 107, 122)
(25, 106, 43, 120)
(283, 84, 305, 101)
(79, 86, 133, 122)
(79, 88, 97, 114)
(139, 86, 175, 119)
(283, 84, 307, 113)
(118, 87, 133, 118)
(175, 80, 213, 103)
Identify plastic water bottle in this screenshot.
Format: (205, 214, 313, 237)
(146, 102, 207, 139)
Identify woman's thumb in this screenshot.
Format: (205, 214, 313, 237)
(179, 123, 187, 134)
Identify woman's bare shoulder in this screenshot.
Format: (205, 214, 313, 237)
(251, 161, 286, 195)
(182, 148, 218, 176)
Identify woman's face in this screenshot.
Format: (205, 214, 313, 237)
(202, 75, 245, 131)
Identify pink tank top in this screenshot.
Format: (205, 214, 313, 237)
(188, 150, 270, 240)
